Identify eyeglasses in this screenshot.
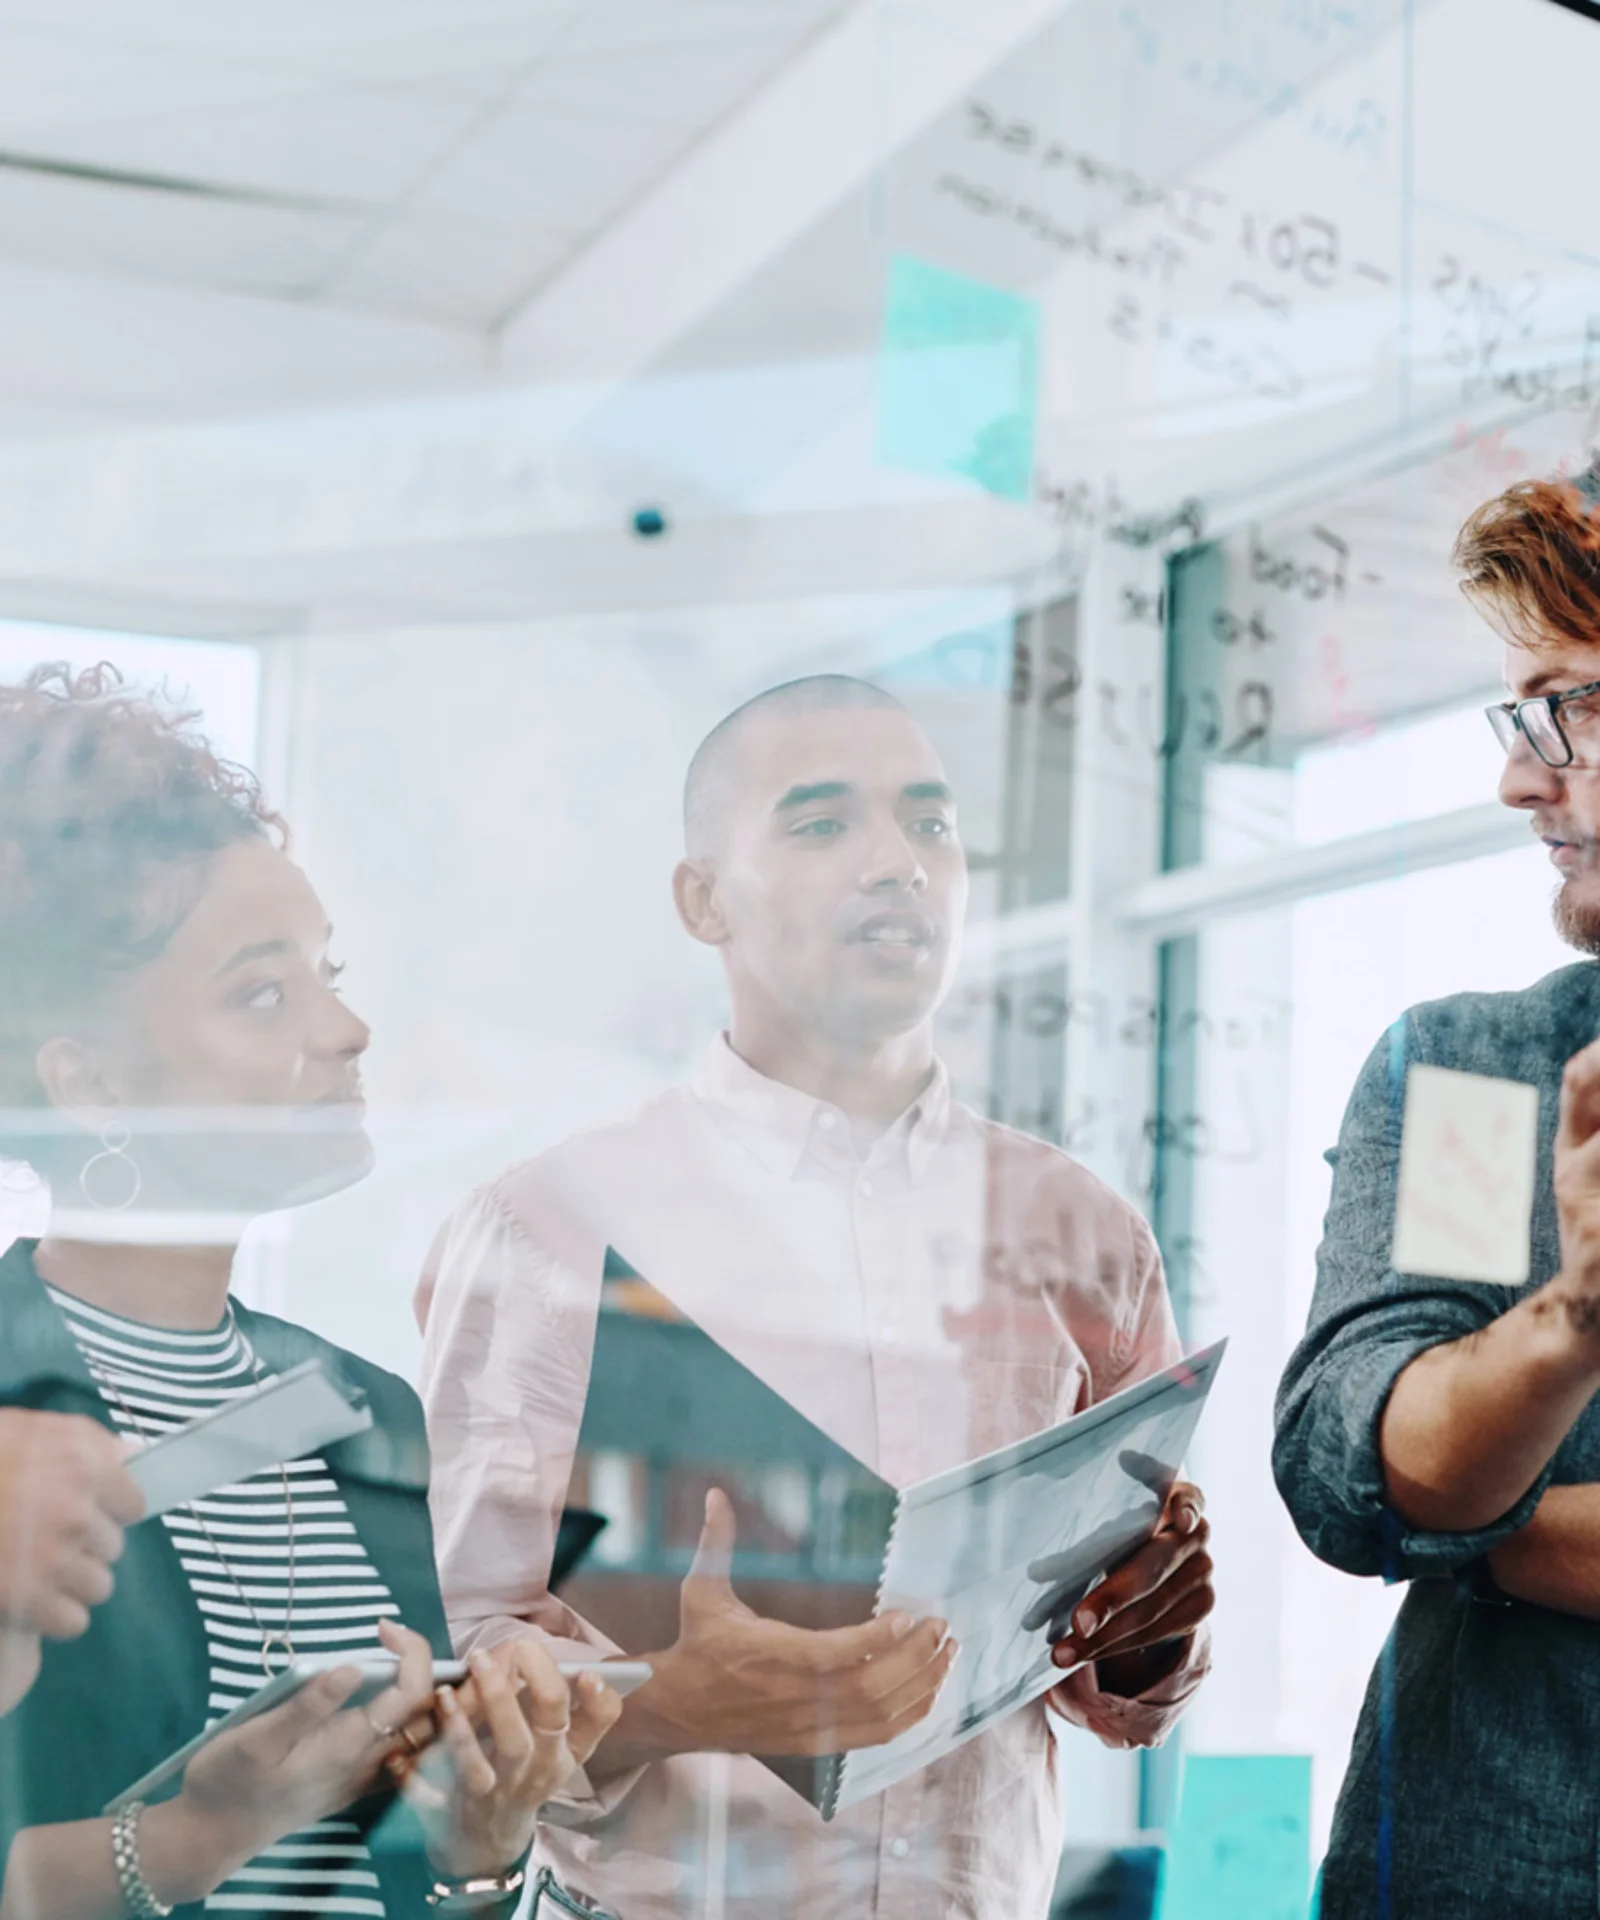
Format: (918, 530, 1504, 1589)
(1486, 677, 1600, 768)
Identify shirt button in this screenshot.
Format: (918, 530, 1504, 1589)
(890, 1838, 910, 1860)
(859, 1179, 875, 1198)
(817, 1111, 837, 1130)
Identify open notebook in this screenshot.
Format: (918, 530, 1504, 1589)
(569, 1253, 1224, 1819)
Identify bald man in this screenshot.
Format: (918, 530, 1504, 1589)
(418, 676, 1212, 1920)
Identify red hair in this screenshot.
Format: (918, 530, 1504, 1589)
(1454, 466, 1600, 651)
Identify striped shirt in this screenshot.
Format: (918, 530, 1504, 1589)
(50, 1287, 398, 1919)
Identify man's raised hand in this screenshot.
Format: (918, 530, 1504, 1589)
(1555, 1037, 1600, 1305)
(623, 1487, 956, 1761)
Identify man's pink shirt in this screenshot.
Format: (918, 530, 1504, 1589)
(416, 1038, 1208, 1920)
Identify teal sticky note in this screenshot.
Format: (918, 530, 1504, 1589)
(877, 255, 1040, 502)
(1156, 1754, 1313, 1920)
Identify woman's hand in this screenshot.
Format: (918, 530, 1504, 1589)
(398, 1640, 622, 1882)
(0, 1410, 143, 1641)
(0, 1625, 41, 1717)
(144, 1620, 440, 1904)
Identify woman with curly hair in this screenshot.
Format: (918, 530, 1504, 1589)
(0, 664, 620, 1920)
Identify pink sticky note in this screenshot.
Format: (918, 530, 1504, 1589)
(1391, 1065, 1538, 1284)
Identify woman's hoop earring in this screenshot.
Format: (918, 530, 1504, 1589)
(79, 1120, 142, 1212)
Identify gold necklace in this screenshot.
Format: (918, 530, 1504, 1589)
(87, 1315, 299, 1679)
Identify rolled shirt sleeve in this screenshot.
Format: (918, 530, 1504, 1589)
(1273, 1015, 1554, 1586)
(1047, 1624, 1212, 1749)
(417, 1185, 647, 1822)
(1042, 1206, 1210, 1748)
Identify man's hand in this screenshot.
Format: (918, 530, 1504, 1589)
(1378, 1039, 1600, 1539)
(0, 1408, 145, 1640)
(1554, 1038, 1600, 1309)
(598, 1488, 956, 1771)
(1049, 1481, 1212, 1698)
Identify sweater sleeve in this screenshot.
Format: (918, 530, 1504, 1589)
(1273, 1017, 1551, 1583)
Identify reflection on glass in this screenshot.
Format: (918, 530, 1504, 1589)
(3, 0, 1600, 1910)
(418, 676, 1212, 1917)
(0, 666, 619, 1920)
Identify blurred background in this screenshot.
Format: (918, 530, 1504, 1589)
(0, 0, 1594, 1906)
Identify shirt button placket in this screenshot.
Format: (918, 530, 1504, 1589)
(877, 1777, 927, 1920)
(860, 1180, 921, 1487)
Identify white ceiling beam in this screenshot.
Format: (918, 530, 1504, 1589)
(0, 495, 1054, 635)
(0, 256, 488, 433)
(0, 0, 1070, 610)
(492, 0, 1078, 387)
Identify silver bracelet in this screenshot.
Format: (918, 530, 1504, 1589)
(425, 1865, 526, 1913)
(110, 1803, 174, 1919)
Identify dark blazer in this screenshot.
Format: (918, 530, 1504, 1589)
(0, 1238, 452, 1917)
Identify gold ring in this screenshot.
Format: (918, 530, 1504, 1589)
(401, 1724, 425, 1754)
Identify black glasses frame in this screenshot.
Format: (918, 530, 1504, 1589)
(1486, 676, 1600, 768)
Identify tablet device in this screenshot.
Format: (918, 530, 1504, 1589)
(560, 1658, 653, 1698)
(126, 1359, 373, 1519)
(104, 1656, 465, 1813)
(104, 1655, 653, 1813)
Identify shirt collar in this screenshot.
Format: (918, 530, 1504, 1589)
(690, 1035, 952, 1183)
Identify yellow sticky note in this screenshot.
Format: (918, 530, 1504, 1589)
(1391, 1064, 1538, 1285)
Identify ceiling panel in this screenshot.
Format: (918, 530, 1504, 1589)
(400, 106, 687, 232)
(19, 88, 475, 204)
(0, 26, 317, 130)
(0, 0, 851, 325)
(0, 1, 541, 62)
(0, 165, 367, 296)
(329, 214, 578, 326)
(556, 0, 836, 54)
(515, 38, 814, 129)
(301, 13, 581, 92)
